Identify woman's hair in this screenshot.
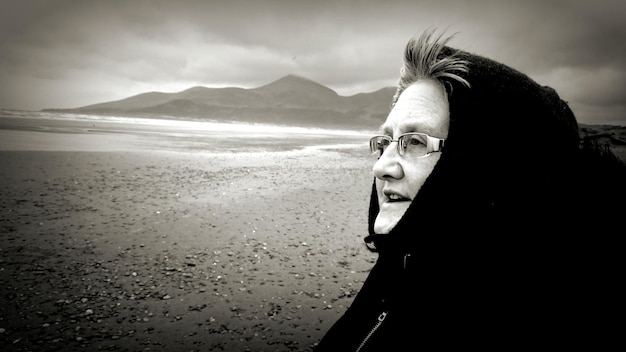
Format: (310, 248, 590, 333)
(392, 29, 471, 106)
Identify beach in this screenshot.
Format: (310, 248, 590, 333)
(3, 111, 625, 352)
(0, 112, 378, 351)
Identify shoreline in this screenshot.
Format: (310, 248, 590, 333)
(0, 115, 371, 154)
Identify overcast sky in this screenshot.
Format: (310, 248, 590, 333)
(1, 0, 624, 125)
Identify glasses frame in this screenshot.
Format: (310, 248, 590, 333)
(369, 132, 445, 158)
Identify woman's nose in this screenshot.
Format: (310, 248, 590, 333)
(372, 143, 404, 180)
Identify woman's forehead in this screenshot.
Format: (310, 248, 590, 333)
(380, 81, 449, 136)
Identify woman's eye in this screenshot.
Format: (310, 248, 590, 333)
(409, 137, 423, 145)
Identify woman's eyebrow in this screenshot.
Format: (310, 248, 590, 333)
(403, 121, 438, 135)
(398, 123, 421, 134)
(400, 123, 417, 133)
(379, 121, 427, 135)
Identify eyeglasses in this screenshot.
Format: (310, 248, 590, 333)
(369, 132, 445, 158)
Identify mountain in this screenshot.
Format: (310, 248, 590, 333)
(45, 75, 396, 130)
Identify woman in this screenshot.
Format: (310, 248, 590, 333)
(315, 29, 625, 351)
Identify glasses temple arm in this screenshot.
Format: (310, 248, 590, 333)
(427, 136, 445, 152)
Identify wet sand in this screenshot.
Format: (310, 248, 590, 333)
(0, 116, 378, 351)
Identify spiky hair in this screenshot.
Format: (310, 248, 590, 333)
(392, 29, 471, 105)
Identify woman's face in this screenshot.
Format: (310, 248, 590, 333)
(372, 79, 450, 234)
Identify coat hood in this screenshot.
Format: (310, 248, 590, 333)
(365, 47, 581, 254)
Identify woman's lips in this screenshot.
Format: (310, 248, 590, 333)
(384, 191, 410, 202)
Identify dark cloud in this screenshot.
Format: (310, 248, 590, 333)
(0, 0, 624, 125)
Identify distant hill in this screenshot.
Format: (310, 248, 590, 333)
(40, 76, 626, 160)
(44, 75, 396, 131)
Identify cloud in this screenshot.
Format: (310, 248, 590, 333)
(0, 0, 625, 124)
(535, 65, 626, 124)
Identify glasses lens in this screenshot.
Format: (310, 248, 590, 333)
(400, 133, 428, 156)
(369, 136, 389, 156)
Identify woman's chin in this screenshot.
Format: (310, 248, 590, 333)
(374, 203, 409, 234)
(373, 215, 400, 234)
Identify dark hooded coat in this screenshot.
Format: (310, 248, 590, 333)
(314, 48, 625, 351)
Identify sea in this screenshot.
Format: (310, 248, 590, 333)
(0, 109, 373, 153)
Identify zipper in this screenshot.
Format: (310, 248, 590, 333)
(354, 253, 408, 351)
(355, 311, 388, 352)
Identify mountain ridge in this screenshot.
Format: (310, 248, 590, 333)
(44, 75, 396, 130)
